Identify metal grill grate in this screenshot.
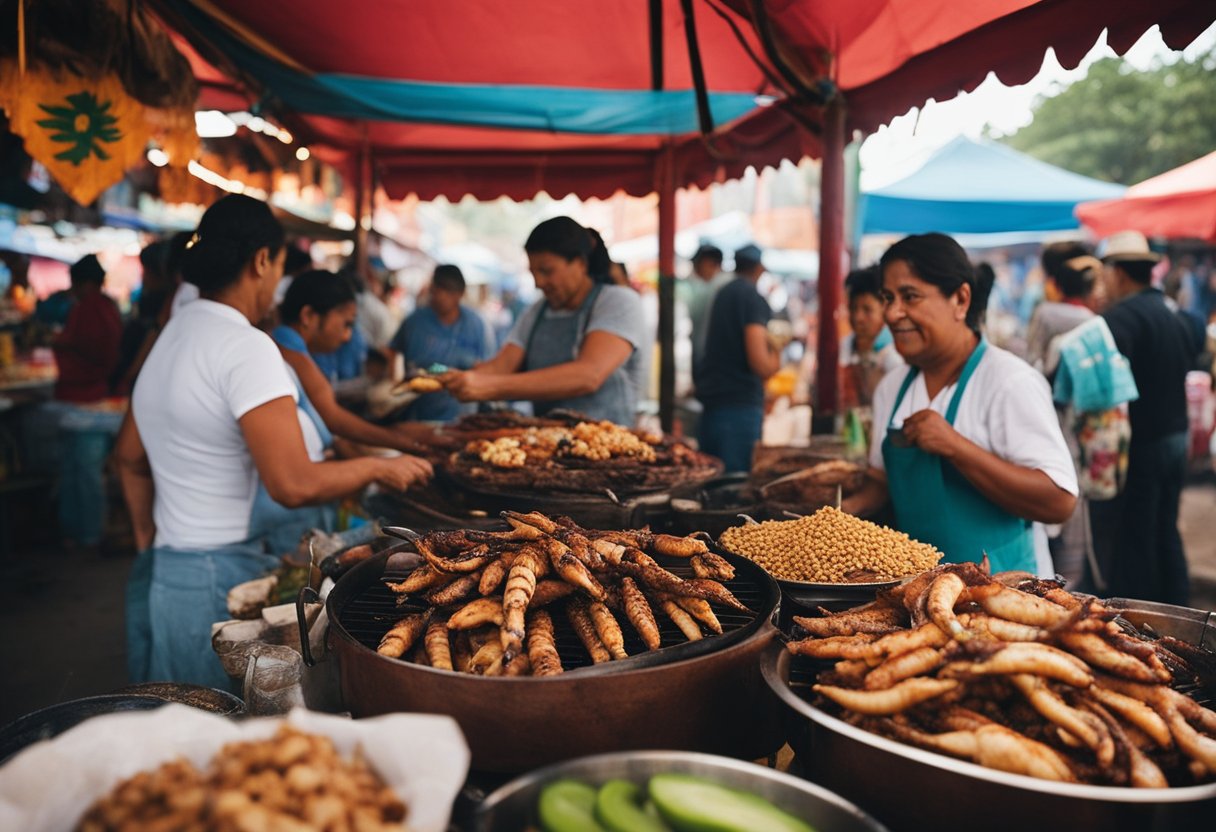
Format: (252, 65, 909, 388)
(336, 555, 771, 672)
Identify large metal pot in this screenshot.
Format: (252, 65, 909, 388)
(474, 750, 890, 831)
(322, 551, 784, 773)
(761, 629, 1216, 832)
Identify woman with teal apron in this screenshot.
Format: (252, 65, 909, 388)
(444, 217, 646, 425)
(845, 234, 1078, 574)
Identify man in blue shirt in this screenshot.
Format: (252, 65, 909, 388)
(389, 265, 495, 422)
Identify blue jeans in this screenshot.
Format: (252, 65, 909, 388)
(248, 483, 337, 555)
(699, 404, 763, 473)
(125, 548, 155, 683)
(54, 404, 123, 546)
(127, 543, 278, 690)
(1090, 432, 1189, 605)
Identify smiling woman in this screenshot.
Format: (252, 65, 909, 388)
(843, 233, 1078, 575)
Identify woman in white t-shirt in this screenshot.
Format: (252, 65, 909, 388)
(844, 233, 1077, 574)
(115, 195, 432, 689)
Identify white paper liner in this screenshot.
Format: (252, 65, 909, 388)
(0, 705, 469, 831)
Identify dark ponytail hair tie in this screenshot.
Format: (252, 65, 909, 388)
(180, 194, 285, 294)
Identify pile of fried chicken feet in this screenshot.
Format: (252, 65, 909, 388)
(378, 512, 748, 677)
(791, 562, 1216, 787)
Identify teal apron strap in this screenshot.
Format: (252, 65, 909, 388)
(882, 337, 1035, 572)
(888, 367, 921, 427)
(944, 338, 988, 426)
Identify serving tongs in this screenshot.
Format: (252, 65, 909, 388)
(758, 464, 861, 499)
(382, 525, 422, 543)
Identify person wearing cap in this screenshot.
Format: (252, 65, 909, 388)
(682, 243, 730, 373)
(1090, 231, 1197, 605)
(694, 243, 782, 472)
(388, 264, 495, 422)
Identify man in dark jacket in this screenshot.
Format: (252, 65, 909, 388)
(1093, 231, 1195, 605)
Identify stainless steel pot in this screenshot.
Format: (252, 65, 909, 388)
(762, 640, 1216, 832)
(474, 750, 889, 832)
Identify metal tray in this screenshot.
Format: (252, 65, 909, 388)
(473, 750, 889, 832)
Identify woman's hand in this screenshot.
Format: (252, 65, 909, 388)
(443, 369, 499, 402)
(374, 454, 434, 492)
(901, 409, 963, 459)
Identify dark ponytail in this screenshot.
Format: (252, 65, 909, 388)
(1040, 241, 1098, 299)
(583, 227, 613, 284)
(280, 269, 356, 325)
(180, 194, 285, 294)
(972, 262, 995, 332)
(524, 216, 611, 284)
(880, 233, 988, 334)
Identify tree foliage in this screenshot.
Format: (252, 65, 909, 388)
(1001, 46, 1216, 185)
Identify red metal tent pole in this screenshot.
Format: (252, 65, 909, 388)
(814, 96, 846, 432)
(656, 146, 677, 433)
(353, 134, 372, 278)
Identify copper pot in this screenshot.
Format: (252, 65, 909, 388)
(320, 552, 784, 773)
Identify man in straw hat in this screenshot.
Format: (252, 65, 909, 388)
(1090, 231, 1197, 605)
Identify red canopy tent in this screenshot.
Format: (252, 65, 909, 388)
(158, 0, 1214, 429)
(1075, 150, 1216, 242)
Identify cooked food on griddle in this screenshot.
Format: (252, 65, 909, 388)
(469, 421, 658, 469)
(446, 421, 723, 494)
(378, 512, 751, 677)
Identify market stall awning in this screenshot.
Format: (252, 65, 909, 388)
(156, 1, 1213, 203)
(156, 0, 820, 200)
(1075, 149, 1216, 242)
(860, 136, 1127, 234)
(718, 0, 1213, 133)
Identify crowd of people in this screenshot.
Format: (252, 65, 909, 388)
(13, 189, 1212, 690)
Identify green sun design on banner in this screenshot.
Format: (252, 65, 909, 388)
(35, 91, 123, 166)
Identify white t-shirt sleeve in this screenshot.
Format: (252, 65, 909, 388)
(586, 285, 646, 350)
(985, 365, 1079, 496)
(221, 332, 297, 421)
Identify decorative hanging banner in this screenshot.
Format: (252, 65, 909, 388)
(0, 63, 152, 205)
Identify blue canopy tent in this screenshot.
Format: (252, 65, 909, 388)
(860, 136, 1127, 235)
